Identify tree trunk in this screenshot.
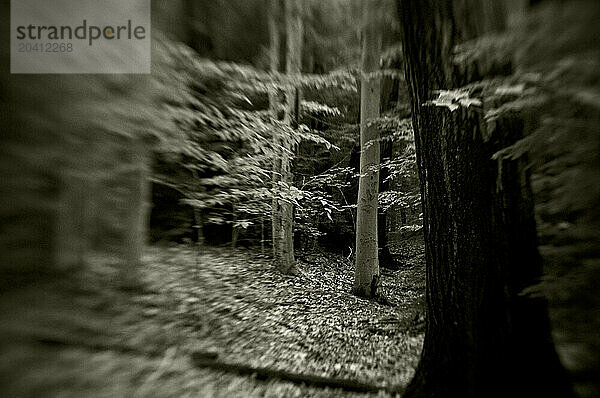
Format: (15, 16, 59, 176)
(352, 2, 382, 297)
(397, 1, 573, 397)
(231, 202, 238, 248)
(260, 217, 265, 255)
(271, 0, 302, 275)
(378, 138, 393, 269)
(280, 0, 302, 275)
(54, 171, 91, 270)
(193, 207, 204, 245)
(121, 138, 151, 286)
(268, 0, 284, 267)
(191, 171, 205, 246)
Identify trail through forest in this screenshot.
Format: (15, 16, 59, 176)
(0, 245, 425, 397)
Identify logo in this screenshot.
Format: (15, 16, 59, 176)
(16, 20, 147, 47)
(11, 0, 151, 74)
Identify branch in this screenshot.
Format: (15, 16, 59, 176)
(191, 352, 404, 394)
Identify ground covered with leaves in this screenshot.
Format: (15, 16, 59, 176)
(0, 245, 425, 397)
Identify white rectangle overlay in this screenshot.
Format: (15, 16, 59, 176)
(11, 0, 151, 74)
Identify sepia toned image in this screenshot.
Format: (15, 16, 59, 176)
(0, 1, 598, 397)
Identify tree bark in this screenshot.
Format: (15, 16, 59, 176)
(378, 138, 393, 269)
(193, 207, 204, 245)
(231, 202, 239, 248)
(268, 0, 285, 269)
(271, 0, 302, 275)
(397, 1, 573, 397)
(352, 2, 382, 297)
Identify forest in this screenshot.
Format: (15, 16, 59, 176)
(0, 0, 598, 397)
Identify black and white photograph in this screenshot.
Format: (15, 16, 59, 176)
(0, 1, 598, 397)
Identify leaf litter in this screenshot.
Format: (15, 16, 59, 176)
(0, 244, 425, 397)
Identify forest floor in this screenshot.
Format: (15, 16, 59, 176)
(0, 244, 426, 397)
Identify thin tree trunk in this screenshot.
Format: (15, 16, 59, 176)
(269, 0, 284, 263)
(260, 217, 265, 255)
(378, 138, 393, 268)
(54, 171, 89, 270)
(352, 2, 382, 297)
(272, 0, 302, 275)
(193, 207, 204, 245)
(121, 138, 151, 286)
(280, 0, 302, 274)
(231, 202, 238, 248)
(191, 171, 205, 246)
(397, 1, 573, 396)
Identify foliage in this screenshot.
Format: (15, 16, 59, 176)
(296, 167, 357, 237)
(150, 35, 364, 244)
(451, 2, 600, 298)
(448, 3, 600, 392)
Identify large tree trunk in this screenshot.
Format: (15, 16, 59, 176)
(352, 2, 382, 297)
(397, 1, 573, 396)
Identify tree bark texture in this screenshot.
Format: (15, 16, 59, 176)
(272, 0, 302, 274)
(353, 2, 382, 297)
(397, 0, 573, 397)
